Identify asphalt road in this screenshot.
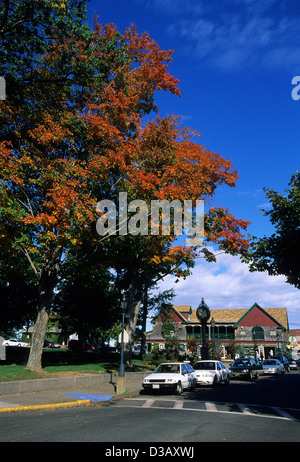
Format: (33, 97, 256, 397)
(0, 370, 299, 444)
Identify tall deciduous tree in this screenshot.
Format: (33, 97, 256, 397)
(0, 5, 186, 371)
(0, 3, 250, 371)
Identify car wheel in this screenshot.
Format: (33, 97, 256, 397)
(190, 380, 196, 391)
(224, 376, 230, 385)
(175, 381, 183, 395)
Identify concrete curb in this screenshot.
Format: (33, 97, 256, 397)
(0, 400, 91, 413)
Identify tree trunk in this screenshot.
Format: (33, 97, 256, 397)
(25, 265, 59, 372)
(25, 305, 49, 373)
(124, 299, 142, 365)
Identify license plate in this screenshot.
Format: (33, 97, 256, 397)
(152, 384, 160, 389)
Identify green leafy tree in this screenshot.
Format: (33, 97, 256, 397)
(0, 253, 38, 338)
(54, 254, 120, 344)
(245, 170, 300, 289)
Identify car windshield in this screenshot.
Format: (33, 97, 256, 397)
(154, 364, 181, 374)
(232, 359, 251, 367)
(263, 360, 277, 365)
(194, 362, 216, 370)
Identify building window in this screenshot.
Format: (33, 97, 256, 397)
(252, 325, 264, 341)
(186, 325, 202, 340)
(213, 326, 235, 340)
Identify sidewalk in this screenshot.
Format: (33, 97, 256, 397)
(0, 372, 148, 413)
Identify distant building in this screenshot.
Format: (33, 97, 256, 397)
(288, 329, 300, 355)
(146, 302, 290, 360)
(21, 324, 62, 345)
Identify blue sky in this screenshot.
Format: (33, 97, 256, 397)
(87, 0, 300, 329)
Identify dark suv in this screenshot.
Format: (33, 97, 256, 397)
(229, 357, 263, 380)
(272, 355, 290, 372)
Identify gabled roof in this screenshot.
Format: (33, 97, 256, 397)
(151, 305, 191, 324)
(232, 302, 287, 330)
(184, 303, 288, 330)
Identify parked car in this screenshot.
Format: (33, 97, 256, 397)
(2, 338, 28, 347)
(142, 362, 197, 394)
(262, 359, 285, 375)
(193, 360, 230, 386)
(272, 355, 290, 372)
(229, 357, 263, 380)
(286, 354, 299, 370)
(43, 340, 60, 348)
(132, 346, 141, 355)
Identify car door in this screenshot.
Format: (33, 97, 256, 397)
(218, 362, 225, 382)
(180, 364, 189, 389)
(186, 363, 196, 386)
(216, 362, 224, 382)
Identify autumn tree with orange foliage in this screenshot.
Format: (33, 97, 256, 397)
(0, 2, 249, 371)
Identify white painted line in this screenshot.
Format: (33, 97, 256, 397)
(173, 401, 184, 409)
(0, 401, 20, 408)
(121, 398, 300, 422)
(142, 399, 155, 407)
(271, 407, 298, 422)
(205, 402, 217, 412)
(236, 404, 254, 415)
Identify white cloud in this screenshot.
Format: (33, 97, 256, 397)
(155, 250, 300, 329)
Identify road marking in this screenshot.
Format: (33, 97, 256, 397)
(0, 401, 20, 408)
(142, 399, 155, 407)
(173, 401, 184, 409)
(236, 404, 254, 415)
(205, 402, 217, 412)
(271, 406, 298, 422)
(0, 400, 90, 413)
(121, 398, 300, 422)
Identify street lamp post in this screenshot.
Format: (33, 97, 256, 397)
(211, 317, 215, 360)
(276, 327, 282, 354)
(119, 293, 128, 377)
(253, 330, 257, 360)
(117, 293, 128, 394)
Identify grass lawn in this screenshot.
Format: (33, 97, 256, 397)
(0, 347, 154, 382)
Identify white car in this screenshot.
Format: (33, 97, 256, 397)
(262, 359, 285, 375)
(142, 362, 197, 394)
(2, 338, 28, 347)
(193, 360, 230, 386)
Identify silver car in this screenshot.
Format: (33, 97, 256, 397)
(262, 359, 285, 375)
